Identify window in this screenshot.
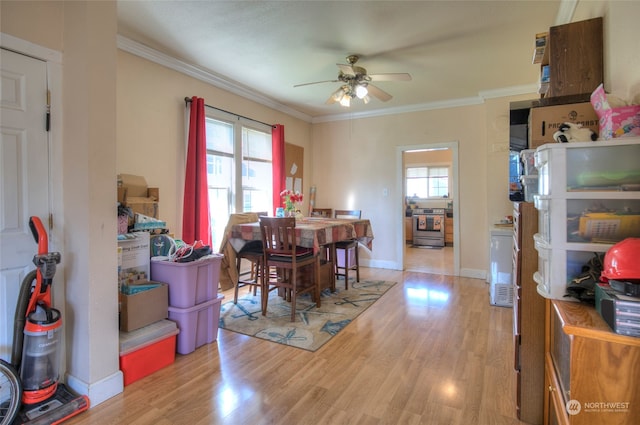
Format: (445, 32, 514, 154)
(406, 166, 449, 198)
(205, 110, 272, 251)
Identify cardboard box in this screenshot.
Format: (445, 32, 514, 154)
(120, 282, 168, 332)
(117, 174, 160, 219)
(528, 102, 599, 149)
(118, 232, 150, 291)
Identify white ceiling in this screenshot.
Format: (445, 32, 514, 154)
(117, 0, 573, 121)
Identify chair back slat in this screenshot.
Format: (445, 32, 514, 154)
(310, 208, 332, 217)
(259, 217, 297, 256)
(334, 209, 361, 219)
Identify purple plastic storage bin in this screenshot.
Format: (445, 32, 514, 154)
(150, 254, 222, 308)
(168, 294, 223, 355)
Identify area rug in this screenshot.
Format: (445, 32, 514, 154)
(218, 279, 396, 351)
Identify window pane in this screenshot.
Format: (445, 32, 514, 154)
(205, 119, 233, 154)
(209, 187, 230, 252)
(243, 128, 271, 160)
(406, 166, 449, 198)
(242, 159, 272, 212)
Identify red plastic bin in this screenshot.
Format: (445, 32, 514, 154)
(150, 254, 222, 308)
(168, 294, 223, 355)
(119, 320, 179, 386)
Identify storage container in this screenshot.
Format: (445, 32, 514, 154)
(535, 140, 640, 196)
(119, 319, 179, 385)
(168, 294, 223, 355)
(520, 175, 539, 202)
(151, 254, 222, 308)
(533, 234, 607, 301)
(336, 247, 357, 268)
(519, 149, 537, 175)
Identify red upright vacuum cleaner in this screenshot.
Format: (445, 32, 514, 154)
(10, 216, 89, 424)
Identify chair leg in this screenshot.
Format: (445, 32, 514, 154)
(354, 245, 360, 283)
(234, 257, 242, 304)
(290, 269, 297, 322)
(343, 248, 349, 290)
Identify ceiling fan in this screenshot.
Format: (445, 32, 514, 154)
(294, 55, 412, 107)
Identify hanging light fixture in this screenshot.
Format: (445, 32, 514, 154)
(355, 84, 368, 99)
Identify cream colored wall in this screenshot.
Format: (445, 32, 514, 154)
(1, 0, 64, 51)
(117, 51, 313, 237)
(312, 105, 491, 273)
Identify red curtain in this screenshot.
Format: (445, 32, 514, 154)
(272, 124, 286, 215)
(182, 96, 212, 246)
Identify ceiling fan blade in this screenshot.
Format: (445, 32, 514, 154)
(294, 79, 339, 88)
(369, 73, 412, 82)
(367, 84, 393, 102)
(337, 63, 355, 76)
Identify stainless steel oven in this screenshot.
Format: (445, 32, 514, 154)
(412, 208, 445, 247)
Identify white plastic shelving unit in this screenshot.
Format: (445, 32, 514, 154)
(532, 137, 640, 300)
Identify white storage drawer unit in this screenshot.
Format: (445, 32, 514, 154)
(533, 137, 640, 300)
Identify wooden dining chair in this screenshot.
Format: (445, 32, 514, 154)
(259, 217, 321, 321)
(334, 209, 362, 288)
(310, 207, 332, 217)
(233, 211, 268, 304)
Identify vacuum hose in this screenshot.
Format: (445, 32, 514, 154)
(11, 269, 38, 369)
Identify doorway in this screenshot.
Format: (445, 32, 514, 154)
(396, 142, 460, 276)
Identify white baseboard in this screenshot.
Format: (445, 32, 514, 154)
(66, 370, 123, 408)
(363, 259, 402, 270)
(460, 268, 486, 280)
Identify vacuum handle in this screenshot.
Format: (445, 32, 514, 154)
(29, 216, 49, 256)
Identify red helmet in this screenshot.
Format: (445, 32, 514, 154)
(601, 238, 640, 282)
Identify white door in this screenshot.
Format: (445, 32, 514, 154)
(0, 48, 50, 362)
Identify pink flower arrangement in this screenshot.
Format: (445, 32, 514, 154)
(280, 190, 303, 213)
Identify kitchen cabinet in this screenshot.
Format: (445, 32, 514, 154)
(404, 217, 413, 243)
(444, 215, 453, 245)
(513, 201, 544, 423)
(544, 300, 640, 425)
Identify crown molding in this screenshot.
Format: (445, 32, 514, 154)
(117, 35, 313, 123)
(118, 35, 538, 124)
(555, 0, 578, 25)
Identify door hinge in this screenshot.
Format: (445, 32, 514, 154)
(46, 90, 51, 131)
(49, 213, 53, 230)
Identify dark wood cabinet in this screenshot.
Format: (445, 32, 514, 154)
(546, 17, 603, 98)
(513, 201, 544, 424)
(544, 300, 640, 425)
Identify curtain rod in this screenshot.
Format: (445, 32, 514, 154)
(184, 97, 274, 128)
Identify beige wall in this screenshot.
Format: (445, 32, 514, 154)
(312, 104, 493, 272)
(117, 51, 313, 235)
(2, 0, 639, 407)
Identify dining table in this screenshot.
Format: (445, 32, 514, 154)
(228, 216, 374, 256)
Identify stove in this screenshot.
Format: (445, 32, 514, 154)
(412, 208, 445, 247)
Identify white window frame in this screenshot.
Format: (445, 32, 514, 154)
(405, 164, 450, 199)
(204, 107, 272, 250)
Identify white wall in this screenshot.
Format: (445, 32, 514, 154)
(2, 0, 639, 406)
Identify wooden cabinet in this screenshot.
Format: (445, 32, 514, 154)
(513, 201, 544, 424)
(544, 300, 640, 425)
(445, 216, 453, 245)
(534, 17, 603, 100)
(404, 217, 413, 242)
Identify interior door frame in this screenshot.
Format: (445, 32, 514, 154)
(1, 33, 65, 360)
(396, 141, 460, 275)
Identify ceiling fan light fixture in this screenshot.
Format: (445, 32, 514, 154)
(355, 84, 368, 99)
(362, 95, 370, 104)
(339, 95, 351, 107)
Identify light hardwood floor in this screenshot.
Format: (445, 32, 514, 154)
(405, 244, 454, 275)
(67, 267, 526, 425)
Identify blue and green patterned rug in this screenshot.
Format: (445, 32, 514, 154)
(219, 279, 396, 351)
